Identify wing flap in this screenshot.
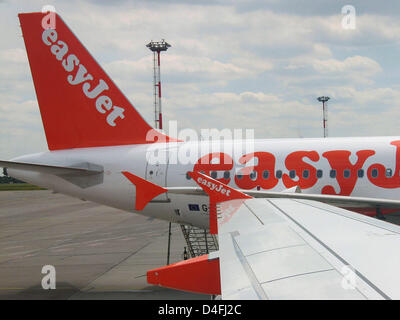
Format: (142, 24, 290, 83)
(218, 230, 266, 299)
(267, 198, 400, 299)
(218, 199, 383, 299)
(261, 269, 364, 300)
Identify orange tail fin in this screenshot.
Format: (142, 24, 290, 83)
(19, 12, 173, 150)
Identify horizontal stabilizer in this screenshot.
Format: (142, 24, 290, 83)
(122, 171, 167, 210)
(0, 160, 103, 175)
(1, 160, 103, 188)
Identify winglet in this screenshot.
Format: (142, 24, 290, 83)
(122, 171, 167, 210)
(188, 171, 251, 234)
(147, 254, 221, 295)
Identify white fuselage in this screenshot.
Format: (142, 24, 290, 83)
(8, 136, 400, 229)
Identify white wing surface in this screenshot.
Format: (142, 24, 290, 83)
(218, 197, 400, 299)
(186, 170, 400, 300)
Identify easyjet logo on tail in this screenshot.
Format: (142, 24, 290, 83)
(41, 29, 125, 127)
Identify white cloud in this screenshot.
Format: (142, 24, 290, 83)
(310, 56, 382, 85)
(313, 56, 381, 76)
(1, 0, 400, 160)
(0, 48, 27, 63)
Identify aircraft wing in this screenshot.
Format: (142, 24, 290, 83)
(121, 171, 400, 299)
(216, 197, 400, 299)
(189, 171, 400, 300)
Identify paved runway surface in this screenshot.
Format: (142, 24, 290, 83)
(0, 190, 209, 300)
(2, 190, 400, 300)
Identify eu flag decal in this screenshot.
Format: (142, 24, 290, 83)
(188, 204, 200, 211)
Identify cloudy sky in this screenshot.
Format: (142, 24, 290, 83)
(1, 0, 400, 160)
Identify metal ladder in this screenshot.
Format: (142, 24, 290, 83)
(180, 225, 219, 258)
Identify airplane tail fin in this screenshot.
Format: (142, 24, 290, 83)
(18, 12, 174, 150)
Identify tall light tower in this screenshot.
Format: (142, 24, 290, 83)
(146, 40, 171, 130)
(317, 96, 330, 138)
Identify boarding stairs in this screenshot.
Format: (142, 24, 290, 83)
(180, 225, 219, 258)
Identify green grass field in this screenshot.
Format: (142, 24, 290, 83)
(0, 183, 46, 191)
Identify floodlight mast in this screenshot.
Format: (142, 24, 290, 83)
(317, 96, 330, 138)
(146, 40, 171, 130)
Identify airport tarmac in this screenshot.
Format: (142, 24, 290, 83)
(0, 190, 209, 300)
(2, 190, 400, 300)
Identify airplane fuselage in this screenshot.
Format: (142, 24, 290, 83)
(8, 136, 400, 229)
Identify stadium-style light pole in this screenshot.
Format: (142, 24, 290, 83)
(146, 40, 171, 130)
(317, 96, 330, 138)
(147, 40, 172, 264)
